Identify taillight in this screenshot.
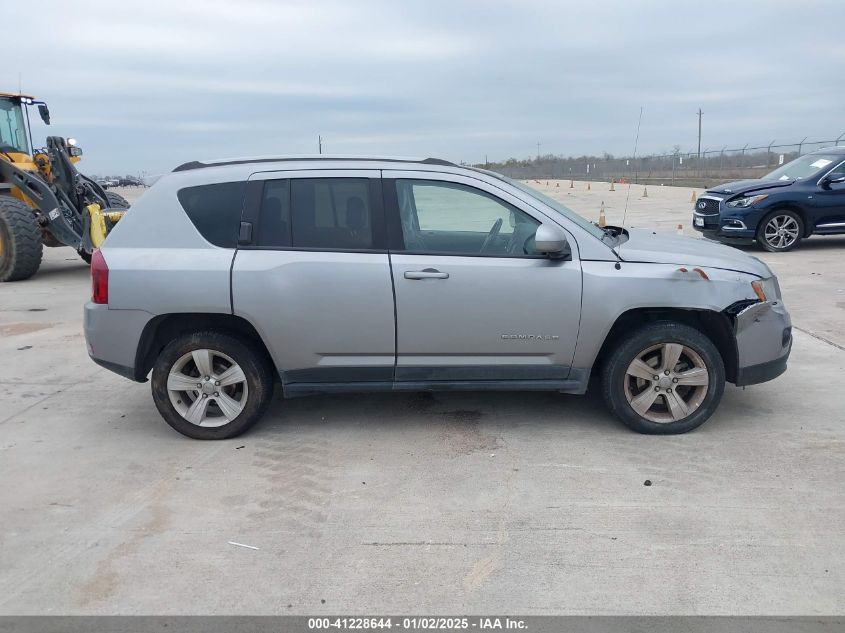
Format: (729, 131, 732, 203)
(91, 249, 109, 304)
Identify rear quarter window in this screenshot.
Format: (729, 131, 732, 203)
(177, 181, 246, 247)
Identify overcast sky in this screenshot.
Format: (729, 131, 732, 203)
(7, 0, 845, 175)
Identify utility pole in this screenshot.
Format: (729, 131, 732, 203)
(536, 141, 541, 161)
(696, 109, 703, 161)
(318, 135, 322, 154)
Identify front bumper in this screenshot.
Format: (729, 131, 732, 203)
(733, 299, 792, 386)
(693, 211, 755, 240)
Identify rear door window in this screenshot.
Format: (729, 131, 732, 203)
(256, 177, 374, 249)
(177, 181, 246, 248)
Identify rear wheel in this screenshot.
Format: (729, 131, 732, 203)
(757, 210, 803, 252)
(151, 331, 274, 439)
(602, 322, 725, 434)
(0, 196, 43, 282)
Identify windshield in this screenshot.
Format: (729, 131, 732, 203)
(763, 154, 840, 181)
(505, 177, 607, 239)
(0, 99, 28, 154)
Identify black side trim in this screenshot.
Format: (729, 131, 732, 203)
(395, 364, 570, 381)
(283, 366, 394, 384)
(735, 355, 788, 387)
(392, 379, 577, 392)
(284, 379, 582, 398)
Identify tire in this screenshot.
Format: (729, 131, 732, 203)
(601, 321, 725, 434)
(151, 331, 275, 439)
(0, 196, 43, 282)
(105, 191, 130, 209)
(756, 209, 803, 252)
(78, 249, 92, 264)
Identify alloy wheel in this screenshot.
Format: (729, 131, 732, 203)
(763, 214, 800, 250)
(166, 348, 249, 427)
(623, 342, 709, 423)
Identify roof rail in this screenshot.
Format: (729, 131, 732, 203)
(172, 155, 457, 173)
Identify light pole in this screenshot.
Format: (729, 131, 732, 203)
(697, 109, 703, 161)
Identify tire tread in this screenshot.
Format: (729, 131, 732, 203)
(0, 196, 43, 282)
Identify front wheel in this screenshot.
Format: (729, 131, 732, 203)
(151, 331, 274, 439)
(601, 322, 725, 434)
(756, 210, 803, 252)
(0, 196, 43, 281)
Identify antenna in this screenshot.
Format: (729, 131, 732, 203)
(615, 107, 643, 269)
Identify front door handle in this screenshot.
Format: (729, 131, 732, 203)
(404, 269, 449, 280)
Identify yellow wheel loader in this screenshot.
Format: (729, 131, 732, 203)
(0, 92, 128, 281)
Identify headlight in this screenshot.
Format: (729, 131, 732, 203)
(66, 137, 77, 147)
(751, 276, 781, 302)
(726, 194, 768, 208)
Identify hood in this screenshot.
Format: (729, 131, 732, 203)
(707, 178, 794, 196)
(616, 228, 771, 277)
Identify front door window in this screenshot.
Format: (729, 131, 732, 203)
(395, 179, 541, 257)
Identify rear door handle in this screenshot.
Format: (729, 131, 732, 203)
(404, 269, 449, 280)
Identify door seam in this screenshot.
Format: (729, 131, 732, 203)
(381, 170, 400, 381)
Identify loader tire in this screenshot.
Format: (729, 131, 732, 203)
(0, 196, 43, 282)
(105, 192, 130, 209)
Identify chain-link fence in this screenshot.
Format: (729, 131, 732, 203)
(482, 135, 845, 188)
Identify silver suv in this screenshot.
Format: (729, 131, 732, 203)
(84, 156, 791, 439)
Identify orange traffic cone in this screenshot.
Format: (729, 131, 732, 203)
(609, 180, 615, 191)
(690, 190, 696, 203)
(677, 224, 684, 235)
(642, 186, 648, 198)
(598, 202, 607, 227)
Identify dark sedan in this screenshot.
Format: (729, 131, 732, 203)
(693, 147, 845, 251)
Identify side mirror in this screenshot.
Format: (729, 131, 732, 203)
(37, 104, 50, 125)
(534, 224, 570, 259)
(822, 174, 845, 188)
